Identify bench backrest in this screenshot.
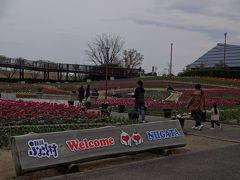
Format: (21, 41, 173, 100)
(11, 120, 186, 175)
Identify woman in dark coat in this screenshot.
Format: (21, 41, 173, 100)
(85, 84, 91, 101)
(134, 80, 146, 123)
(78, 85, 85, 103)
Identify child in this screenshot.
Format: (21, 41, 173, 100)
(210, 103, 222, 130)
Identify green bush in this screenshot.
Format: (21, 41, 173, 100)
(179, 69, 240, 79)
(0, 116, 131, 148)
(0, 123, 106, 148)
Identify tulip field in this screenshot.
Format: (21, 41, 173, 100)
(0, 100, 108, 126)
(1, 77, 240, 147)
(93, 88, 240, 120)
(0, 99, 130, 147)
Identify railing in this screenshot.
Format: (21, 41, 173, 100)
(0, 58, 139, 77)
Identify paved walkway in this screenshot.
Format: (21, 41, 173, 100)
(111, 112, 240, 143)
(184, 120, 240, 143)
(45, 144, 240, 180)
(16, 98, 70, 105)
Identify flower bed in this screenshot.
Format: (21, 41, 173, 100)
(93, 98, 178, 110)
(0, 119, 132, 148)
(94, 96, 239, 110)
(0, 99, 133, 147)
(0, 100, 105, 126)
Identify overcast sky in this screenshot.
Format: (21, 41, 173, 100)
(0, 0, 239, 74)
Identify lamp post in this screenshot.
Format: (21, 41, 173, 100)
(169, 43, 173, 75)
(223, 32, 227, 68)
(105, 47, 110, 99)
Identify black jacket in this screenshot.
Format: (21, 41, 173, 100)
(134, 87, 145, 105)
(78, 87, 85, 98)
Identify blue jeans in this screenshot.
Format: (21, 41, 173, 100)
(192, 110, 202, 127)
(135, 104, 145, 121)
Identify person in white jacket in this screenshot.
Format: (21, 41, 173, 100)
(210, 103, 222, 130)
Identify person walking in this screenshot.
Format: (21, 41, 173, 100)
(210, 103, 222, 130)
(85, 84, 91, 102)
(78, 85, 85, 104)
(167, 84, 174, 94)
(187, 84, 206, 130)
(112, 87, 118, 98)
(134, 80, 146, 123)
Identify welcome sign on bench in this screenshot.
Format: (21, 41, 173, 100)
(11, 120, 186, 175)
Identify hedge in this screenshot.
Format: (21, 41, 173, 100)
(179, 70, 240, 79)
(0, 116, 132, 148)
(0, 123, 108, 148)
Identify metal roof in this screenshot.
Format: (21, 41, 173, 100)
(188, 43, 240, 68)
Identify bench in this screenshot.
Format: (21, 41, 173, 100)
(11, 120, 186, 176)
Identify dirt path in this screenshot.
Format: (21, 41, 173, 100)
(0, 135, 236, 180)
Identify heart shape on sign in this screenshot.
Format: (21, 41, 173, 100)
(133, 134, 141, 142)
(122, 135, 130, 143)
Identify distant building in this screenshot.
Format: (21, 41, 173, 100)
(187, 43, 240, 69)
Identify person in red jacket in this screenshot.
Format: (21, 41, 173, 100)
(188, 84, 206, 130)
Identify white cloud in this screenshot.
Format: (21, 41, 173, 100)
(0, 0, 239, 74)
(123, 0, 240, 38)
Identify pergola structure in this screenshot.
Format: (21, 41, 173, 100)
(0, 58, 139, 81)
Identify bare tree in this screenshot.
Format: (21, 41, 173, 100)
(16, 57, 26, 64)
(123, 49, 144, 70)
(85, 34, 124, 66)
(0, 55, 17, 79)
(0, 55, 8, 64)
